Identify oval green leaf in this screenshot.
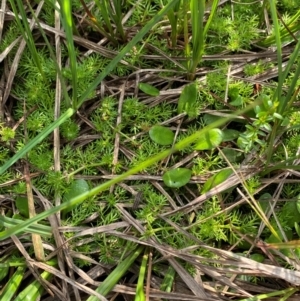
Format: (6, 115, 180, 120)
(138, 83, 160, 96)
(221, 148, 243, 163)
(222, 129, 240, 141)
(15, 196, 29, 218)
(149, 125, 174, 145)
(194, 129, 223, 150)
(201, 169, 233, 193)
(163, 168, 192, 188)
(250, 254, 265, 263)
(177, 83, 197, 118)
(203, 114, 222, 125)
(62, 179, 89, 218)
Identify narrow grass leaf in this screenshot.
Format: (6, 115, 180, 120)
(0, 265, 9, 281)
(0, 215, 52, 237)
(160, 266, 176, 292)
(95, 0, 113, 36)
(149, 125, 174, 145)
(163, 168, 192, 188)
(14, 270, 52, 301)
(203, 0, 219, 37)
(138, 83, 160, 96)
(166, 0, 181, 47)
(87, 245, 144, 300)
(110, 0, 126, 41)
(134, 249, 148, 301)
(9, 0, 44, 77)
(0, 266, 25, 300)
(239, 287, 298, 301)
(59, 0, 78, 105)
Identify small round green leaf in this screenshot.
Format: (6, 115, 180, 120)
(250, 254, 265, 263)
(221, 148, 243, 163)
(177, 83, 197, 118)
(201, 169, 233, 193)
(203, 114, 222, 125)
(222, 129, 240, 141)
(138, 83, 160, 96)
(194, 129, 223, 150)
(62, 179, 89, 218)
(15, 196, 29, 218)
(149, 125, 175, 145)
(163, 168, 192, 188)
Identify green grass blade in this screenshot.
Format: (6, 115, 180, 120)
(239, 287, 298, 301)
(9, 0, 44, 78)
(268, 1, 283, 103)
(190, 0, 205, 76)
(203, 0, 219, 37)
(0, 266, 26, 300)
(134, 249, 148, 301)
(111, 0, 126, 41)
(0, 216, 52, 237)
(87, 245, 144, 300)
(160, 266, 176, 293)
(14, 270, 52, 301)
(59, 0, 77, 106)
(265, 1, 282, 165)
(0, 108, 74, 175)
(278, 39, 300, 112)
(166, 0, 181, 47)
(95, 0, 114, 36)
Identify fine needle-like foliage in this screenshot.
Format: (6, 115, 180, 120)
(1, 0, 300, 300)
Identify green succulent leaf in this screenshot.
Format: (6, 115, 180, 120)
(149, 125, 174, 145)
(194, 129, 223, 150)
(163, 168, 192, 188)
(138, 83, 160, 96)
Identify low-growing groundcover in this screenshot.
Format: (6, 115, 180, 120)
(1, 0, 300, 300)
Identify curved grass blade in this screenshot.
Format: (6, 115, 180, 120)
(14, 270, 52, 301)
(0, 266, 26, 300)
(0, 215, 52, 237)
(87, 245, 144, 300)
(134, 249, 148, 301)
(59, 0, 78, 106)
(9, 0, 44, 78)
